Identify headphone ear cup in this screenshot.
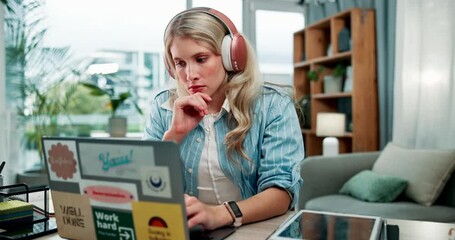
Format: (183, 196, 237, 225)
(230, 35, 247, 72)
(221, 35, 233, 72)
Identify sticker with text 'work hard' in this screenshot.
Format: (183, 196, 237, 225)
(44, 140, 81, 183)
(132, 201, 185, 240)
(51, 190, 96, 239)
(78, 142, 155, 180)
(140, 166, 172, 199)
(80, 180, 138, 210)
(92, 207, 136, 240)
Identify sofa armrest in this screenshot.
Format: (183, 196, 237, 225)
(298, 151, 381, 210)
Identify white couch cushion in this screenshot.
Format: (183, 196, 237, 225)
(372, 142, 455, 206)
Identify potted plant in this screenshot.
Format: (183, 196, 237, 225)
(3, 0, 80, 186)
(81, 80, 143, 137)
(307, 66, 324, 82)
(307, 66, 324, 94)
(323, 64, 346, 93)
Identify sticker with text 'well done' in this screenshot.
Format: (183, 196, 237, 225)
(51, 190, 96, 239)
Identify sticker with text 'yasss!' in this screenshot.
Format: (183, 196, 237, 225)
(78, 143, 155, 180)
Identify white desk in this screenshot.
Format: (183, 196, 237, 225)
(37, 212, 293, 240)
(36, 212, 455, 240)
(386, 218, 455, 240)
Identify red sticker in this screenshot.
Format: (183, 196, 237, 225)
(148, 217, 168, 228)
(84, 185, 134, 204)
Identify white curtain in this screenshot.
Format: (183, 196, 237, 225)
(393, 0, 455, 149)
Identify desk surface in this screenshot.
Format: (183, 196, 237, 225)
(386, 218, 455, 240)
(37, 212, 292, 240)
(36, 213, 455, 240)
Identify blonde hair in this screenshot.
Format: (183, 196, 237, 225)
(164, 10, 263, 163)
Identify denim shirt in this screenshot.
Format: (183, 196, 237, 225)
(143, 86, 304, 208)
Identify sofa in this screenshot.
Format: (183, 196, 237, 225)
(298, 145, 455, 223)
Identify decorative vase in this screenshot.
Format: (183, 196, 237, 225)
(323, 75, 343, 93)
(343, 66, 353, 92)
(338, 27, 351, 52)
(109, 117, 127, 137)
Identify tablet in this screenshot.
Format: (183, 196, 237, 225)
(269, 210, 384, 240)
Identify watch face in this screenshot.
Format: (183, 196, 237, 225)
(228, 201, 242, 217)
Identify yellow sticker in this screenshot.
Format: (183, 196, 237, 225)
(132, 201, 186, 240)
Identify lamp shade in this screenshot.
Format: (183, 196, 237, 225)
(316, 113, 346, 137)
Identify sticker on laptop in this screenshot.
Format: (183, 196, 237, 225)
(80, 180, 138, 210)
(44, 140, 82, 183)
(78, 142, 155, 180)
(140, 166, 172, 199)
(51, 190, 96, 239)
(132, 201, 185, 240)
(92, 207, 136, 240)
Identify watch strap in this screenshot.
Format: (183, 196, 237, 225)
(223, 201, 243, 227)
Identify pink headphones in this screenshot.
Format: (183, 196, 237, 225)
(164, 7, 247, 78)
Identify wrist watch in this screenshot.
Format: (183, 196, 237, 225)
(223, 201, 243, 227)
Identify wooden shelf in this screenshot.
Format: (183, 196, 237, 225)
(295, 51, 352, 69)
(312, 92, 352, 99)
(294, 8, 378, 157)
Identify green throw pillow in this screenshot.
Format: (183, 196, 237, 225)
(339, 170, 408, 202)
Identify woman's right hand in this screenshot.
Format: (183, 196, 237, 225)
(163, 92, 212, 143)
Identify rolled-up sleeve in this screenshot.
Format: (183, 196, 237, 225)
(257, 94, 305, 209)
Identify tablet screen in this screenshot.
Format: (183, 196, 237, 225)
(273, 210, 381, 240)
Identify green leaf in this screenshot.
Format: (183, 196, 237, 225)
(80, 82, 109, 97)
(307, 66, 324, 81)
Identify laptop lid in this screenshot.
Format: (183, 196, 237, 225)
(41, 136, 234, 240)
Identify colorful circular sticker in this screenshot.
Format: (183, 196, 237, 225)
(48, 143, 77, 180)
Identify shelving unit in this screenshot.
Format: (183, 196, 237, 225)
(294, 8, 378, 157)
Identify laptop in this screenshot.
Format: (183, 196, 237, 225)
(41, 136, 236, 240)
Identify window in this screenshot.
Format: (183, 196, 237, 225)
(2, 0, 304, 175)
(42, 0, 187, 135)
(256, 10, 304, 85)
(245, 0, 304, 86)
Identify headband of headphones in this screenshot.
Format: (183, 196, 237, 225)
(164, 7, 247, 78)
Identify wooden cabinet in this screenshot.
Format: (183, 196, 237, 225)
(293, 8, 378, 157)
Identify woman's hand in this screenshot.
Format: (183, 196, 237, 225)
(163, 93, 212, 143)
(184, 188, 291, 230)
(184, 194, 233, 230)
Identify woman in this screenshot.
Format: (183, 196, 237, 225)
(143, 7, 304, 230)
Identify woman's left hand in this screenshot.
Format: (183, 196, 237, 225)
(184, 194, 232, 230)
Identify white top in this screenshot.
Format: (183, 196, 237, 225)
(198, 113, 242, 205)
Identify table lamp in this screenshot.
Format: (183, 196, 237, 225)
(316, 113, 346, 156)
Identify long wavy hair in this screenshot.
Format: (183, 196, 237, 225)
(164, 10, 263, 163)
